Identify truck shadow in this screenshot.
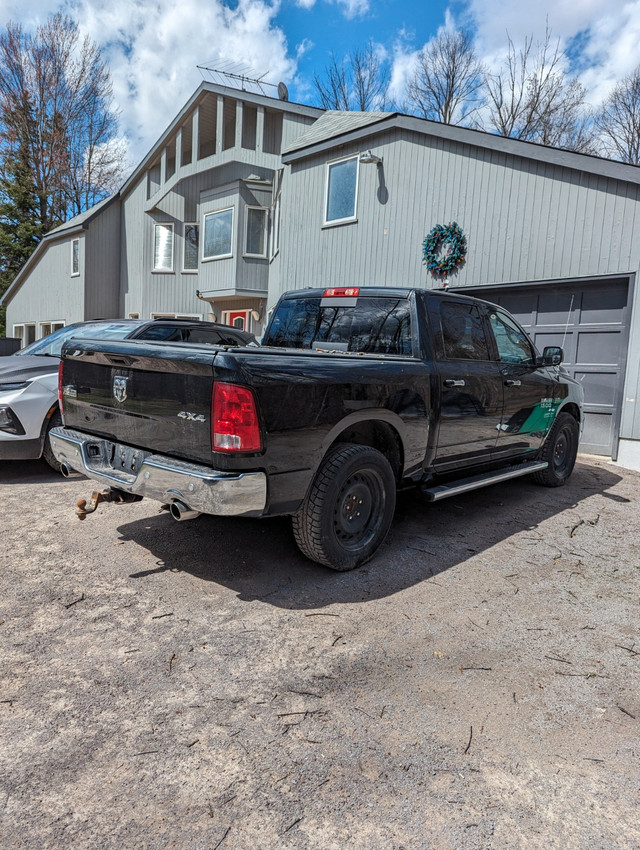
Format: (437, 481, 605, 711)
(116, 459, 629, 609)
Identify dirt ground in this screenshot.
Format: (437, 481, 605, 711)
(0, 455, 638, 849)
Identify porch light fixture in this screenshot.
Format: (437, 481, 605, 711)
(359, 150, 383, 166)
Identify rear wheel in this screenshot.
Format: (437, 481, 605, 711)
(42, 409, 63, 473)
(292, 443, 396, 570)
(532, 412, 579, 487)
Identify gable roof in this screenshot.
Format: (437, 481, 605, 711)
(1, 193, 119, 307)
(282, 110, 640, 186)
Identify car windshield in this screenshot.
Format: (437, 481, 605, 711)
(16, 322, 138, 357)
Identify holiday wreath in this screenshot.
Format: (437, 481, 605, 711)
(422, 222, 467, 276)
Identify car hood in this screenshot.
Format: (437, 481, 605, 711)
(0, 354, 60, 384)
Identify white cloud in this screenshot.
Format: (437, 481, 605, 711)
(12, 0, 294, 166)
(336, 0, 369, 20)
(294, 0, 316, 8)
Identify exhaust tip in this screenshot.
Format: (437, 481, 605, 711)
(60, 462, 72, 478)
(170, 500, 201, 522)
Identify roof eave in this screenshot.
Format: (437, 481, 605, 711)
(120, 81, 323, 197)
(282, 112, 640, 185)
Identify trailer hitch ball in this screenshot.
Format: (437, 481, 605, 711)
(76, 490, 112, 520)
(75, 488, 142, 520)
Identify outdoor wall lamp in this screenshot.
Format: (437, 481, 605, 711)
(359, 150, 383, 166)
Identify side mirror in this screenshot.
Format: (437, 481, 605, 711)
(541, 346, 563, 367)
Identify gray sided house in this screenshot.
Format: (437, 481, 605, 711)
(4, 85, 640, 468)
(2, 82, 321, 341)
(276, 111, 640, 469)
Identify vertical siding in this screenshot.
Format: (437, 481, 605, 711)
(85, 200, 120, 319)
(6, 236, 86, 331)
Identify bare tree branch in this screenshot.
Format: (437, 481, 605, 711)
(314, 41, 389, 111)
(596, 67, 640, 164)
(406, 29, 484, 125)
(0, 12, 125, 228)
(483, 24, 597, 153)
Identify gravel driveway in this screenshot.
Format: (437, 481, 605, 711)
(0, 456, 638, 849)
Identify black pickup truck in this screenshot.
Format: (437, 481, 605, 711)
(50, 287, 583, 570)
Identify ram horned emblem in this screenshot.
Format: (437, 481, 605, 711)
(113, 375, 129, 403)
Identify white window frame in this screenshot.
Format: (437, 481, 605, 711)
(183, 222, 199, 273)
(269, 171, 283, 262)
(71, 238, 80, 276)
(153, 223, 174, 272)
(128, 312, 140, 319)
(323, 154, 359, 227)
(14, 323, 36, 347)
(39, 320, 65, 338)
(202, 207, 234, 261)
(244, 206, 268, 259)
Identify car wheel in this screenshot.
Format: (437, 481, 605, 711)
(42, 409, 63, 473)
(532, 412, 579, 487)
(292, 443, 396, 570)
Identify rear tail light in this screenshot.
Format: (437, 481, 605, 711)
(212, 382, 262, 452)
(58, 361, 64, 415)
(323, 287, 359, 297)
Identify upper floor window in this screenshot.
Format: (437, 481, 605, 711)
(203, 208, 233, 260)
(71, 239, 80, 276)
(245, 208, 267, 258)
(184, 223, 199, 271)
(324, 155, 359, 225)
(440, 302, 491, 361)
(154, 223, 174, 271)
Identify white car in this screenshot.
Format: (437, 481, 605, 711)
(0, 318, 258, 471)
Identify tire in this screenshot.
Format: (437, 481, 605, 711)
(42, 409, 63, 473)
(532, 411, 579, 487)
(292, 443, 397, 571)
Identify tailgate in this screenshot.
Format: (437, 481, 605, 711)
(61, 339, 216, 465)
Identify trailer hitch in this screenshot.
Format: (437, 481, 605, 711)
(76, 488, 142, 520)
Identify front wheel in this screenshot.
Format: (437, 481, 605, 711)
(292, 443, 396, 570)
(42, 409, 63, 473)
(532, 412, 579, 487)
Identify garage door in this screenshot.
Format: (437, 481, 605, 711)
(463, 278, 631, 456)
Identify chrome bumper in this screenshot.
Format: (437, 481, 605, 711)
(49, 427, 267, 517)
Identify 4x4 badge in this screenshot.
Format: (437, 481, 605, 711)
(113, 375, 129, 403)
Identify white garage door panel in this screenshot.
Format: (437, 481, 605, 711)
(463, 278, 630, 456)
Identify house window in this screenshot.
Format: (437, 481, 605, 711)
(325, 155, 359, 225)
(14, 324, 36, 347)
(153, 223, 174, 271)
(39, 321, 65, 338)
(245, 208, 267, 257)
(203, 208, 233, 260)
(71, 239, 80, 276)
(184, 223, 199, 271)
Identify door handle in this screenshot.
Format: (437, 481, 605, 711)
(504, 379, 522, 387)
(443, 379, 466, 387)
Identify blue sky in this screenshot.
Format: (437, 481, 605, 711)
(1, 0, 640, 161)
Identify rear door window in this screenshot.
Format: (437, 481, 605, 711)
(439, 302, 491, 360)
(264, 296, 412, 355)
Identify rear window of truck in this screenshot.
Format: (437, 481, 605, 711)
(263, 296, 412, 355)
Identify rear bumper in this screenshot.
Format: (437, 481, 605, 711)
(49, 427, 267, 517)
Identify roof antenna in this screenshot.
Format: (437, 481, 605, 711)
(197, 61, 287, 100)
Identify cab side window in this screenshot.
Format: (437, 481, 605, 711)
(439, 302, 491, 360)
(489, 311, 535, 365)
